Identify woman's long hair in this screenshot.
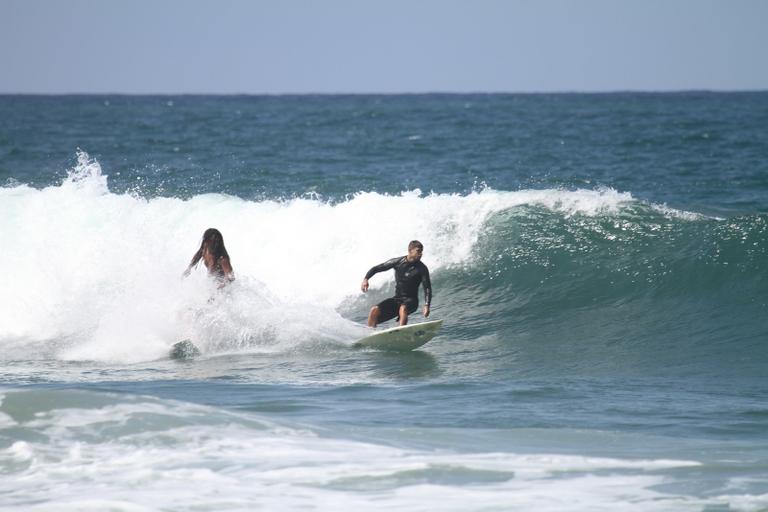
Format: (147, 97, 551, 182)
(200, 228, 230, 261)
(190, 228, 230, 270)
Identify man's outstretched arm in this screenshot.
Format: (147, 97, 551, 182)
(361, 257, 401, 292)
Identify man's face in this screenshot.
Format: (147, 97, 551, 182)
(408, 246, 423, 261)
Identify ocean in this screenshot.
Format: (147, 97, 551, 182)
(0, 93, 766, 511)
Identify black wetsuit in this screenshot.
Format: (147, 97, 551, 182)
(365, 256, 432, 323)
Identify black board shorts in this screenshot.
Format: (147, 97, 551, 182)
(375, 297, 418, 324)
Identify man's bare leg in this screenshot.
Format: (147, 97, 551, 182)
(367, 306, 381, 327)
(398, 305, 409, 326)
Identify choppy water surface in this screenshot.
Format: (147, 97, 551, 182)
(1, 93, 767, 510)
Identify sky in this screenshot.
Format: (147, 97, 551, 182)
(1, 0, 767, 94)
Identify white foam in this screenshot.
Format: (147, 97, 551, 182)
(0, 392, 729, 512)
(650, 202, 718, 221)
(0, 151, 670, 362)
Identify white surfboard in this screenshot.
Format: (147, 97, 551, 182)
(353, 319, 443, 351)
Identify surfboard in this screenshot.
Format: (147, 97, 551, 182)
(353, 319, 443, 351)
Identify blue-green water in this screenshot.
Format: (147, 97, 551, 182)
(1, 93, 767, 510)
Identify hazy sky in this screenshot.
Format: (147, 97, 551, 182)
(1, 0, 766, 94)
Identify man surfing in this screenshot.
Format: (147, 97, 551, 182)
(361, 240, 432, 327)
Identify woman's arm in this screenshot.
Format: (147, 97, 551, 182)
(220, 256, 235, 284)
(183, 249, 203, 277)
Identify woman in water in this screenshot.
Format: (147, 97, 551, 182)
(183, 228, 234, 286)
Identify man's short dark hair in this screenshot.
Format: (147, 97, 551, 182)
(408, 240, 424, 250)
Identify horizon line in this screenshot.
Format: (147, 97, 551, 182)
(1, 88, 767, 96)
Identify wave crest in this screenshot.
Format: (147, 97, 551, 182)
(2, 153, 760, 365)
